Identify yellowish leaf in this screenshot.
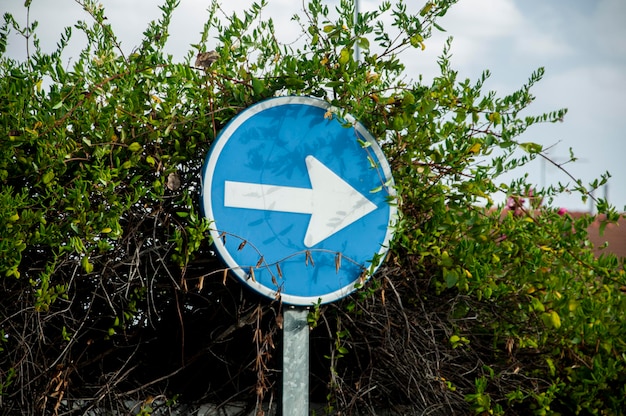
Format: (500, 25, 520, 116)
(550, 310, 561, 329)
(468, 143, 481, 154)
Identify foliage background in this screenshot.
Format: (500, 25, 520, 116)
(1, 0, 624, 414)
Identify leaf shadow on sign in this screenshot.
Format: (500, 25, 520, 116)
(262, 223, 295, 246)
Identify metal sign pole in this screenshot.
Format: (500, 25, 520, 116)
(282, 307, 309, 415)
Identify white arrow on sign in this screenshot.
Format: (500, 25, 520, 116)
(224, 155, 377, 247)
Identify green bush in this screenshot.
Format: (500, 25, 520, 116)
(1, 0, 624, 414)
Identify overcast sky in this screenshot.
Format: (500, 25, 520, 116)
(3, 0, 625, 212)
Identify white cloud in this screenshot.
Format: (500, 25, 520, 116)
(513, 30, 574, 59)
(543, 65, 626, 128)
(444, 0, 524, 39)
(411, 0, 542, 78)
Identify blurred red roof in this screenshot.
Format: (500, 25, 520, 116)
(570, 212, 626, 259)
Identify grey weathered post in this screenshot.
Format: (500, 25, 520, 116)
(282, 307, 309, 415)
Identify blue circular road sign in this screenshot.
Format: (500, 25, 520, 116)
(201, 96, 396, 305)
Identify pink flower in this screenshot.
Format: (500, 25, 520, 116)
(557, 207, 568, 216)
(506, 196, 524, 210)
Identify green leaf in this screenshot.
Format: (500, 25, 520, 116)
(128, 142, 142, 152)
(531, 297, 545, 312)
(402, 91, 415, 105)
(81, 256, 93, 273)
(487, 111, 501, 125)
(433, 22, 446, 32)
(338, 47, 350, 66)
(252, 77, 265, 95)
(541, 311, 562, 329)
(61, 326, 71, 342)
(519, 142, 543, 154)
(444, 268, 458, 288)
(546, 358, 556, 377)
(419, 2, 434, 16)
(42, 171, 55, 184)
